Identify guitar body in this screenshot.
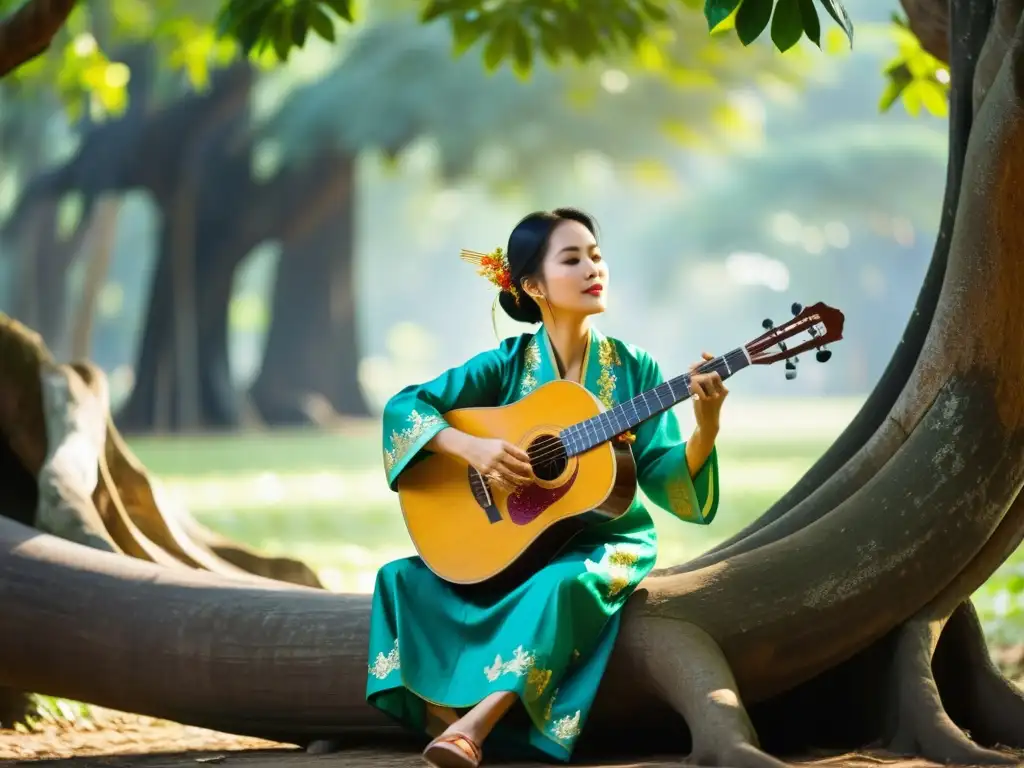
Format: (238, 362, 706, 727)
(397, 379, 638, 587)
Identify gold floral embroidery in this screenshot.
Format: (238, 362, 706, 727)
(484, 645, 536, 682)
(702, 464, 716, 517)
(518, 337, 541, 398)
(383, 410, 447, 474)
(595, 339, 620, 410)
(368, 639, 400, 680)
(543, 689, 557, 721)
(550, 710, 582, 742)
(526, 667, 552, 701)
(585, 543, 642, 598)
(665, 474, 697, 520)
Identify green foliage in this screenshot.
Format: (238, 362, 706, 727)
(878, 13, 949, 118)
(705, 0, 850, 52)
(0, 0, 945, 128)
(261, 15, 808, 184)
(2, 0, 238, 119)
(215, 0, 354, 62)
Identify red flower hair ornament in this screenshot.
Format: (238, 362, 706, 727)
(460, 248, 521, 305)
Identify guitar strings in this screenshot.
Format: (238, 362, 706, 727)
(514, 355, 737, 469)
(499, 329, 813, 472)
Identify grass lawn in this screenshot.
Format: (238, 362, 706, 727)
(125, 397, 1024, 645)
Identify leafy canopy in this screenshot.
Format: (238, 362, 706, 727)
(0, 0, 948, 119)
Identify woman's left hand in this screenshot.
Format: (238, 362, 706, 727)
(688, 351, 728, 433)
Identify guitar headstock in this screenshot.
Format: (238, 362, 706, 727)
(745, 302, 844, 379)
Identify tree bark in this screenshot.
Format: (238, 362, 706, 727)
(0, 0, 77, 78)
(249, 153, 370, 425)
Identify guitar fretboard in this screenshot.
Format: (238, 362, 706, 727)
(559, 347, 750, 457)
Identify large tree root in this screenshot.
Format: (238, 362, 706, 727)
(623, 614, 788, 768)
(0, 313, 322, 589)
(884, 611, 1018, 765)
(934, 602, 1024, 752)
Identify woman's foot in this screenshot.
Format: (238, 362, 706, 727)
(425, 703, 460, 738)
(422, 731, 482, 768)
(421, 691, 516, 767)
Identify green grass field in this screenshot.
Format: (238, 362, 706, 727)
(125, 397, 1024, 645)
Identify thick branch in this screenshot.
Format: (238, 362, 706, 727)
(0, 516, 374, 744)
(0, 0, 77, 78)
(900, 0, 950, 63)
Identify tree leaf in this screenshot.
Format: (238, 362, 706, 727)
(321, 0, 353, 22)
(817, 0, 853, 46)
(877, 78, 904, 113)
(421, 1, 449, 23)
(271, 8, 293, 61)
(510, 22, 533, 79)
(705, 0, 743, 31)
(640, 0, 670, 22)
(536, 21, 563, 64)
(482, 21, 513, 71)
(291, 10, 310, 48)
(770, 0, 803, 51)
(797, 0, 820, 46)
(909, 78, 948, 117)
(735, 0, 773, 45)
(309, 5, 336, 42)
(451, 15, 487, 55)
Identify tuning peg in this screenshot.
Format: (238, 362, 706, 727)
(762, 318, 774, 329)
(816, 348, 832, 363)
(785, 360, 796, 371)
(791, 302, 803, 315)
(785, 369, 797, 381)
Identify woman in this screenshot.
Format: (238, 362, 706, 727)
(366, 208, 728, 768)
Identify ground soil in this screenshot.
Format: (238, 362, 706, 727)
(5, 645, 1024, 767)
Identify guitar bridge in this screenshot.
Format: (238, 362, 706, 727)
(468, 468, 502, 523)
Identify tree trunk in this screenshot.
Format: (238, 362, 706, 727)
(250, 153, 370, 424)
(68, 197, 121, 359)
(691, 0, 994, 570)
(115, 67, 255, 433)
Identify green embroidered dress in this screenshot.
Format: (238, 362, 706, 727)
(366, 326, 719, 762)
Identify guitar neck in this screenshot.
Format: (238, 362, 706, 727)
(560, 346, 751, 457)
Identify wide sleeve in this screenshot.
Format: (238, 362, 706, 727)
(381, 342, 513, 491)
(630, 352, 720, 525)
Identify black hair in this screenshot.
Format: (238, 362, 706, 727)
(497, 207, 599, 324)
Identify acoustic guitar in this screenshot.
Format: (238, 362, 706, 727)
(397, 302, 845, 586)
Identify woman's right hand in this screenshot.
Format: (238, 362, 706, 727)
(459, 436, 533, 492)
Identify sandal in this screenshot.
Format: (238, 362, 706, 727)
(422, 731, 483, 768)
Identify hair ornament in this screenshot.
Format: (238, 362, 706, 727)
(460, 248, 520, 305)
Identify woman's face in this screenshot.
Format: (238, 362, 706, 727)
(526, 219, 608, 318)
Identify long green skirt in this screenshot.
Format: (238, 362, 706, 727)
(365, 507, 658, 762)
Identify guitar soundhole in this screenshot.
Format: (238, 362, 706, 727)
(528, 434, 568, 482)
